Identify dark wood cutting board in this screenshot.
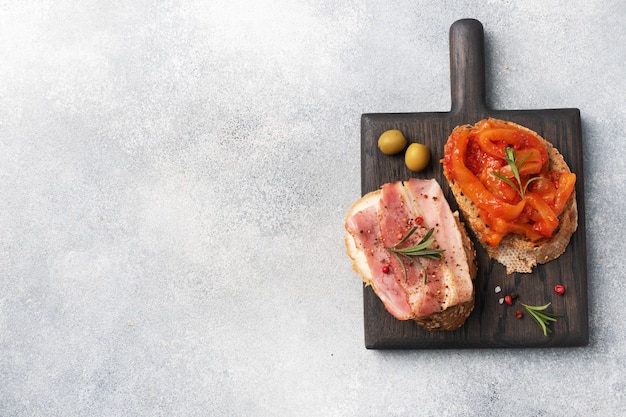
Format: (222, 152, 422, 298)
(360, 19, 588, 349)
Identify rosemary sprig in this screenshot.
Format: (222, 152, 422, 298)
(521, 302, 561, 336)
(492, 147, 545, 199)
(385, 226, 445, 283)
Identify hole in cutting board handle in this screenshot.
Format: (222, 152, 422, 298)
(449, 19, 487, 114)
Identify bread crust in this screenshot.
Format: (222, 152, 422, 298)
(344, 181, 477, 331)
(443, 119, 578, 274)
(344, 190, 381, 289)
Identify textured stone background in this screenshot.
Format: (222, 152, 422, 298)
(1, 1, 625, 416)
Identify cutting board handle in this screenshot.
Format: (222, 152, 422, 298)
(449, 19, 487, 114)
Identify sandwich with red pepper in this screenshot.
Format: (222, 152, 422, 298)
(442, 118, 578, 274)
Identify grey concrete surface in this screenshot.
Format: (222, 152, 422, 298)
(1, 1, 625, 416)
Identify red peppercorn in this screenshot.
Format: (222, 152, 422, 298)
(554, 284, 566, 295)
(515, 310, 523, 319)
(504, 295, 513, 305)
(382, 265, 390, 274)
(415, 216, 424, 225)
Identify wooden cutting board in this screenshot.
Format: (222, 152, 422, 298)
(360, 19, 588, 349)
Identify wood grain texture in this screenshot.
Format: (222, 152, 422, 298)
(360, 19, 588, 349)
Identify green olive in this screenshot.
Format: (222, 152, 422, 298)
(377, 130, 407, 155)
(405, 143, 430, 172)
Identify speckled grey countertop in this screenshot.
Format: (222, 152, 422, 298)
(1, 1, 625, 416)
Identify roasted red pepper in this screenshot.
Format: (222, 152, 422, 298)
(443, 119, 576, 246)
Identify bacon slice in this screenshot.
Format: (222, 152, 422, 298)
(345, 179, 476, 330)
(345, 206, 412, 319)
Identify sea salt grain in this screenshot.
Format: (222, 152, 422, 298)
(498, 298, 505, 304)
(495, 286, 502, 293)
